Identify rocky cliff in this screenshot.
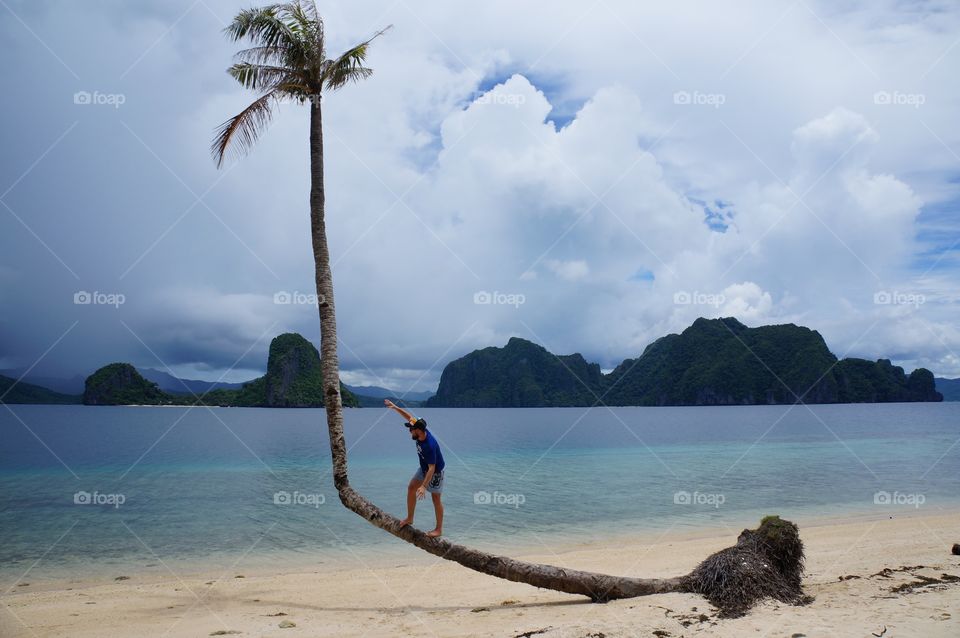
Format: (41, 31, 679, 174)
(427, 318, 943, 407)
(83, 363, 168, 405)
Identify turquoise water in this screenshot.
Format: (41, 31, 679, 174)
(1, 403, 958, 582)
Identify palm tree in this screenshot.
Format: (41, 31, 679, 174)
(212, 1, 804, 610)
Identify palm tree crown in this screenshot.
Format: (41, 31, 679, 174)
(211, 0, 389, 167)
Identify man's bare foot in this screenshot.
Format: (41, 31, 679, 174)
(399, 517, 413, 528)
(426, 528, 442, 538)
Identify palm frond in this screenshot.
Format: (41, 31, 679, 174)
(288, 1, 317, 36)
(302, 0, 319, 22)
(308, 1, 325, 59)
(211, 91, 278, 168)
(228, 62, 299, 92)
(285, 1, 324, 67)
(233, 45, 289, 66)
(224, 5, 295, 48)
(322, 25, 392, 92)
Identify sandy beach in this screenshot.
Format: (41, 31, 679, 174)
(2, 510, 958, 637)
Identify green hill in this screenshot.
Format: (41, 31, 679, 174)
(427, 336, 603, 407)
(81, 333, 359, 408)
(834, 358, 939, 403)
(0, 375, 82, 404)
(83, 363, 168, 405)
(604, 318, 940, 405)
(427, 318, 942, 407)
(206, 333, 359, 408)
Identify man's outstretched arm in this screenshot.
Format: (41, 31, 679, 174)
(384, 399, 415, 423)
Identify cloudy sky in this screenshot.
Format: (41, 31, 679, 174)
(1, 0, 958, 392)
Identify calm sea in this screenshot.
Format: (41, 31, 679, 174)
(1, 403, 958, 583)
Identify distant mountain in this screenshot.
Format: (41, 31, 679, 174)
(243, 332, 360, 408)
(83, 363, 168, 405)
(1, 374, 81, 404)
(138, 368, 248, 395)
(82, 333, 360, 408)
(426, 336, 602, 407)
(0, 370, 86, 395)
(427, 317, 943, 407)
(935, 377, 960, 401)
(604, 318, 941, 405)
(344, 384, 434, 402)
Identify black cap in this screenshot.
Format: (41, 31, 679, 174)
(405, 418, 427, 431)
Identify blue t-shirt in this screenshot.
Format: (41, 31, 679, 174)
(416, 430, 445, 474)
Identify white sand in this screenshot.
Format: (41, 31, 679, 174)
(3, 511, 959, 637)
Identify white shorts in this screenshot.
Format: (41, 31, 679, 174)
(413, 467, 444, 494)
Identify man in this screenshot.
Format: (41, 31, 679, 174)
(384, 399, 445, 537)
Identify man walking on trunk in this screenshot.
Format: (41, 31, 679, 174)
(384, 399, 445, 537)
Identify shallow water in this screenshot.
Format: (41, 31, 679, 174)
(1, 403, 958, 582)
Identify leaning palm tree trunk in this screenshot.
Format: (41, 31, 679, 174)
(217, 3, 808, 613)
(336, 484, 687, 600)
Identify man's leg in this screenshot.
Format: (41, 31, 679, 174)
(427, 493, 443, 537)
(399, 476, 419, 527)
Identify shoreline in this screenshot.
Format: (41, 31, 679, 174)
(0, 512, 960, 638)
(5, 504, 956, 593)
(3, 509, 959, 637)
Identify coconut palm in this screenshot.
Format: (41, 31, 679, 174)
(212, 1, 806, 610)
